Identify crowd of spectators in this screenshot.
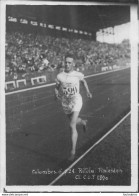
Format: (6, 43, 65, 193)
(5, 31, 130, 81)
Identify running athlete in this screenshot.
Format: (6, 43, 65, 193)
(54, 53, 92, 161)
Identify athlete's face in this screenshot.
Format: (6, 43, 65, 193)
(65, 57, 74, 72)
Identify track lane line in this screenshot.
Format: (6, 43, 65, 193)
(49, 110, 131, 185)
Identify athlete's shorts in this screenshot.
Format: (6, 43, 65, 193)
(61, 94, 83, 114)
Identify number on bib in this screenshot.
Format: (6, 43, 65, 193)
(63, 86, 77, 96)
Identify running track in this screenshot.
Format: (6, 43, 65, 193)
(6, 68, 130, 185)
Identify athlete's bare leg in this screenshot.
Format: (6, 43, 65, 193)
(67, 111, 79, 161)
(68, 114, 87, 132)
(67, 112, 87, 161)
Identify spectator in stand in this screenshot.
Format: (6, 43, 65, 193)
(39, 54, 49, 70)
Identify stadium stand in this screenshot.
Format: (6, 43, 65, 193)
(5, 31, 130, 91)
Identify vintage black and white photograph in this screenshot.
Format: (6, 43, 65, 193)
(0, 0, 138, 193)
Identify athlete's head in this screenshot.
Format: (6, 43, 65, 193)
(65, 53, 75, 73)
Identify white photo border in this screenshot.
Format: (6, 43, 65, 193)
(0, 0, 138, 193)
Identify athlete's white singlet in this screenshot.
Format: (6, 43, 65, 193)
(56, 71, 84, 114)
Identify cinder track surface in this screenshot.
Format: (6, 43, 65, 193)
(52, 114, 131, 186)
(6, 68, 130, 185)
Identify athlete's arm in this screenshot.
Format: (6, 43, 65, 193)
(81, 79, 92, 98)
(54, 79, 60, 100)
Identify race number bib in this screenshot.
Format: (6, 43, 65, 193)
(63, 86, 78, 97)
